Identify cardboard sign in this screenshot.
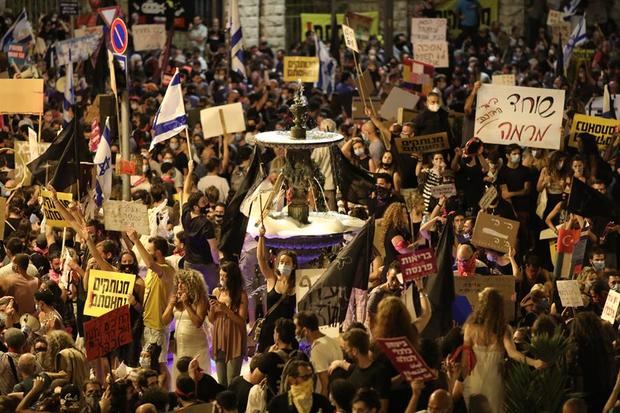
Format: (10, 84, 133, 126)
(283, 56, 320, 83)
(84, 270, 136, 317)
(430, 183, 457, 199)
(603, 290, 620, 323)
(200, 102, 246, 139)
(351, 97, 382, 120)
(376, 337, 436, 382)
(471, 212, 519, 253)
(398, 108, 417, 124)
(398, 248, 437, 282)
(413, 41, 449, 68)
(402, 58, 434, 94)
(474, 84, 565, 150)
(395, 132, 450, 154)
(411, 18, 447, 42)
(478, 186, 498, 210)
(41, 190, 72, 228)
(103, 200, 149, 235)
(55, 34, 102, 66)
(569, 113, 620, 151)
(556, 280, 583, 308)
(356, 69, 377, 97)
(341, 24, 358, 53)
(0, 79, 44, 114)
(454, 275, 516, 320)
(132, 24, 167, 51)
(492, 74, 515, 86)
(84, 305, 132, 360)
(547, 10, 564, 26)
(379, 87, 420, 121)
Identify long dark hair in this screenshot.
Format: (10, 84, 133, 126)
(275, 249, 298, 291)
(220, 261, 243, 311)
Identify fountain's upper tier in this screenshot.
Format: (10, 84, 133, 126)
(255, 130, 344, 149)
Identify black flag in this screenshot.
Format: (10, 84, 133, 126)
(27, 120, 91, 192)
(298, 217, 375, 326)
(423, 217, 455, 339)
(567, 177, 616, 219)
(330, 145, 375, 205)
(219, 147, 265, 261)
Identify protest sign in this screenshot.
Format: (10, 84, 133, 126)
(569, 113, 620, 151)
(14, 141, 50, 185)
(478, 186, 498, 210)
(300, 12, 378, 43)
(431, 183, 457, 199)
(398, 248, 437, 282)
(41, 189, 72, 228)
(471, 212, 519, 253)
(413, 41, 449, 68)
(552, 21, 572, 45)
(200, 102, 246, 139)
(132, 24, 167, 51)
(492, 74, 515, 86)
(376, 336, 436, 382)
(74, 25, 103, 38)
(8, 44, 27, 66)
(103, 200, 149, 235)
(398, 108, 417, 124)
(295, 268, 339, 338)
(84, 305, 132, 361)
(117, 159, 137, 176)
(341, 24, 358, 52)
(55, 34, 102, 66)
(395, 132, 450, 154)
(283, 56, 320, 83)
(352, 97, 382, 120)
(0, 79, 44, 114)
(411, 18, 447, 42)
(602, 289, 620, 323)
(556, 280, 583, 307)
(474, 84, 565, 150)
(547, 10, 564, 26)
(379, 87, 420, 121)
(356, 69, 377, 97)
(454, 275, 515, 320)
(585, 95, 620, 117)
(84, 270, 136, 317)
(402, 59, 434, 95)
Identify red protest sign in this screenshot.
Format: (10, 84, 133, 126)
(398, 248, 437, 282)
(376, 336, 436, 382)
(84, 305, 132, 361)
(117, 159, 136, 175)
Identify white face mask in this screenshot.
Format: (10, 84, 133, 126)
(428, 103, 440, 112)
(510, 154, 521, 164)
(163, 158, 173, 165)
(353, 148, 364, 157)
(278, 264, 292, 277)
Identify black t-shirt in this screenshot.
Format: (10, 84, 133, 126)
(258, 349, 293, 400)
(267, 393, 331, 413)
(228, 375, 253, 412)
(196, 373, 224, 402)
(497, 164, 531, 212)
(347, 360, 391, 399)
(174, 152, 189, 174)
(181, 204, 216, 265)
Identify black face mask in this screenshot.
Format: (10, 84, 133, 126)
(376, 186, 389, 200)
(200, 206, 209, 215)
(120, 264, 138, 274)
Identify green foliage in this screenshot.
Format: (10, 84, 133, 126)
(504, 329, 573, 413)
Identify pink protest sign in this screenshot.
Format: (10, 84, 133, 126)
(376, 336, 436, 382)
(398, 248, 437, 282)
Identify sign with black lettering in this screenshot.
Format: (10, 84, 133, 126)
(569, 113, 620, 151)
(283, 56, 320, 83)
(398, 248, 437, 282)
(84, 270, 136, 317)
(395, 132, 450, 154)
(84, 305, 132, 361)
(41, 189, 72, 228)
(59, 0, 79, 16)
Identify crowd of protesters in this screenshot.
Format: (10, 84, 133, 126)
(0, 1, 617, 412)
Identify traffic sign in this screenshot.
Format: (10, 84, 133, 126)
(109, 18, 128, 55)
(98, 6, 121, 28)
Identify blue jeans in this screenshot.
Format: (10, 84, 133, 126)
(184, 261, 219, 293)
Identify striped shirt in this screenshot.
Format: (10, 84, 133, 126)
(422, 170, 442, 212)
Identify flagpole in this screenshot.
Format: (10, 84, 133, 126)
(184, 126, 192, 164)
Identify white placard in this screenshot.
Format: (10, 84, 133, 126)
(413, 41, 449, 68)
(103, 200, 150, 235)
(556, 280, 583, 307)
(55, 34, 102, 66)
(411, 18, 447, 42)
(379, 87, 420, 121)
(342, 24, 359, 53)
(602, 289, 620, 323)
(474, 84, 565, 150)
(200, 102, 246, 139)
(492, 74, 515, 86)
(132, 24, 167, 51)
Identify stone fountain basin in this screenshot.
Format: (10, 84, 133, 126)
(247, 211, 366, 239)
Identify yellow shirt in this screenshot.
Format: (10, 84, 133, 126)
(143, 263, 175, 330)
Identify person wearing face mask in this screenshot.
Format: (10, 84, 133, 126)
(454, 243, 489, 276)
(588, 248, 609, 275)
(376, 151, 402, 193)
(267, 360, 331, 413)
(414, 92, 453, 145)
(116, 251, 144, 368)
(537, 151, 568, 220)
(256, 226, 297, 353)
(342, 137, 377, 172)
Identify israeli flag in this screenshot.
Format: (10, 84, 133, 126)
(63, 61, 74, 126)
(563, 0, 581, 19)
(315, 37, 336, 95)
(94, 117, 112, 207)
(0, 9, 33, 51)
(563, 14, 587, 71)
(229, 0, 246, 78)
(150, 68, 187, 150)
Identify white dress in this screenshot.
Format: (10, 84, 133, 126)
(173, 308, 211, 377)
(462, 344, 505, 413)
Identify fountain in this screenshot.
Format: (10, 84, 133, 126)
(249, 83, 365, 264)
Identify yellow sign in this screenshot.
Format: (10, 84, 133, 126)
(300, 12, 379, 43)
(433, 0, 498, 36)
(569, 114, 620, 150)
(41, 189, 72, 228)
(283, 56, 320, 83)
(84, 270, 136, 317)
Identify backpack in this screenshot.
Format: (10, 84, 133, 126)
(56, 347, 89, 388)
